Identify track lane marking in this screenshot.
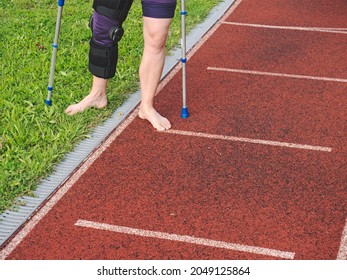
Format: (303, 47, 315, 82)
(223, 21, 347, 34)
(337, 217, 347, 260)
(75, 219, 295, 259)
(163, 130, 332, 152)
(207, 67, 347, 83)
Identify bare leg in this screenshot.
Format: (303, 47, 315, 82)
(138, 17, 172, 131)
(65, 76, 108, 115)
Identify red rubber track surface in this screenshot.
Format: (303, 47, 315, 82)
(2, 0, 346, 260)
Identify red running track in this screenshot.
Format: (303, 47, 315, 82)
(1, 0, 346, 260)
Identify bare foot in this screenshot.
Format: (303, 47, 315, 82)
(138, 105, 171, 131)
(65, 90, 107, 115)
(65, 76, 109, 115)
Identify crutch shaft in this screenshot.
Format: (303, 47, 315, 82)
(180, 0, 189, 118)
(46, 0, 65, 106)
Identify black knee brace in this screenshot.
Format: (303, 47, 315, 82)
(89, 40, 118, 79)
(88, 14, 124, 43)
(89, 0, 134, 79)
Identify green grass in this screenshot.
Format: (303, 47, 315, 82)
(0, 0, 223, 213)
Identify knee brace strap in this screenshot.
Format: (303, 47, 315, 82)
(93, 0, 134, 22)
(89, 40, 118, 79)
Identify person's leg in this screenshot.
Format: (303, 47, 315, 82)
(65, 76, 108, 115)
(65, 10, 117, 116)
(65, 0, 133, 115)
(138, 16, 172, 131)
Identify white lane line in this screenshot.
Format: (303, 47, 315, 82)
(207, 67, 347, 83)
(163, 130, 332, 152)
(337, 217, 347, 260)
(223, 21, 347, 34)
(75, 219, 295, 259)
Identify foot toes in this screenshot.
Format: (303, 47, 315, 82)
(139, 107, 171, 131)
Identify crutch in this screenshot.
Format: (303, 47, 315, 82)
(45, 0, 65, 106)
(180, 0, 189, 118)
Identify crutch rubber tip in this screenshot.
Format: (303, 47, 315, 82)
(181, 107, 189, 118)
(45, 99, 52, 106)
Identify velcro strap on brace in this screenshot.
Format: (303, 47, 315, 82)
(88, 40, 118, 79)
(93, 0, 134, 22)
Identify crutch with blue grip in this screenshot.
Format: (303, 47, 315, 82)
(45, 0, 65, 106)
(180, 0, 189, 118)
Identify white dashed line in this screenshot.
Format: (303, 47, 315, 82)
(223, 21, 347, 34)
(163, 129, 332, 152)
(75, 219, 295, 259)
(207, 67, 347, 83)
(337, 217, 347, 260)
